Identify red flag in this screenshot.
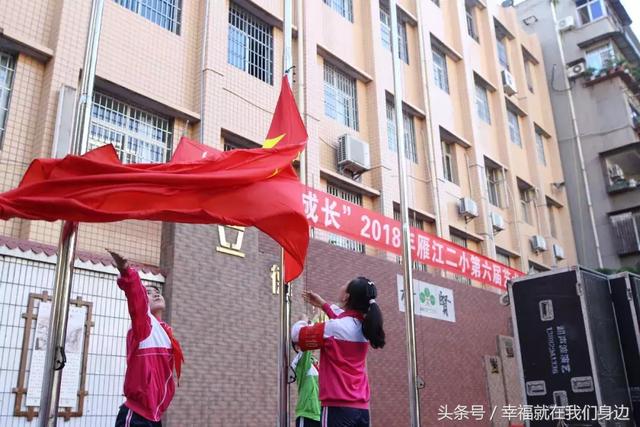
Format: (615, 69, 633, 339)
(0, 76, 309, 282)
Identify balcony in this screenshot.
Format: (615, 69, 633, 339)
(584, 61, 640, 95)
(601, 142, 640, 194)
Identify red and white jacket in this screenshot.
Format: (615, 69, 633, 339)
(292, 304, 370, 409)
(118, 268, 181, 422)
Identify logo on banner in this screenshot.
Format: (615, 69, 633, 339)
(397, 275, 456, 322)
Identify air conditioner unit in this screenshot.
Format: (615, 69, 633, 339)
(490, 212, 506, 232)
(501, 70, 517, 96)
(567, 62, 586, 79)
(553, 243, 565, 260)
(608, 164, 625, 181)
(557, 16, 575, 32)
(531, 235, 548, 252)
(459, 197, 479, 219)
(337, 134, 371, 174)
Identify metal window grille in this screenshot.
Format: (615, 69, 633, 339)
(508, 109, 522, 147)
(114, 0, 182, 34)
(228, 3, 274, 85)
(610, 212, 640, 255)
(386, 101, 417, 163)
(585, 43, 615, 72)
(432, 48, 449, 93)
(89, 92, 173, 164)
(379, 2, 409, 64)
(475, 83, 491, 124)
(324, 63, 359, 130)
(323, 0, 353, 22)
(535, 131, 546, 165)
(0, 51, 16, 148)
(327, 184, 364, 253)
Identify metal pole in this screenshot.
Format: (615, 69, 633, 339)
(549, 1, 603, 268)
(389, 1, 421, 426)
(296, 0, 307, 187)
(38, 0, 104, 425)
(200, 0, 211, 142)
(277, 2, 293, 426)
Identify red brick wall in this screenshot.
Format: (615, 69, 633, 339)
(162, 225, 511, 426)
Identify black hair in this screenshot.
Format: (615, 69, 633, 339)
(345, 277, 385, 349)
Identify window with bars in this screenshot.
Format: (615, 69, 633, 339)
(327, 183, 364, 253)
(386, 101, 417, 163)
(114, 0, 182, 34)
(323, 0, 353, 22)
(535, 130, 546, 165)
(379, 2, 409, 64)
(485, 162, 502, 207)
(450, 232, 471, 284)
(528, 261, 548, 274)
(442, 141, 457, 184)
(394, 210, 428, 271)
(324, 63, 359, 130)
(507, 109, 522, 147)
(577, 0, 606, 25)
(475, 82, 491, 124)
(466, 4, 479, 42)
(89, 92, 173, 164)
(228, 2, 274, 85)
(495, 249, 511, 267)
(610, 211, 640, 255)
(0, 52, 15, 148)
(432, 48, 449, 93)
(585, 43, 615, 72)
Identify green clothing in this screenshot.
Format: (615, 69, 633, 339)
(293, 351, 321, 421)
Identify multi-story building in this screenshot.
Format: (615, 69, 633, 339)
(516, 0, 640, 270)
(0, 0, 576, 425)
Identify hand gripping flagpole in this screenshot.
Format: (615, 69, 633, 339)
(389, 1, 422, 425)
(278, 1, 294, 426)
(38, 0, 104, 425)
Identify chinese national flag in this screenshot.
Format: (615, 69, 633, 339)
(0, 76, 309, 282)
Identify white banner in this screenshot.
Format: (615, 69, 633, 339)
(397, 275, 456, 322)
(26, 302, 86, 408)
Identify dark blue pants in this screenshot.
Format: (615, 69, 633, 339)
(115, 405, 161, 427)
(321, 406, 370, 427)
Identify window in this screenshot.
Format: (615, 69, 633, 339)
(576, 0, 606, 25)
(115, 0, 182, 34)
(585, 43, 615, 72)
(485, 162, 502, 207)
(524, 57, 534, 92)
(228, 3, 274, 84)
(519, 186, 532, 225)
(324, 63, 359, 130)
(0, 52, 16, 148)
(380, 2, 409, 64)
(466, 4, 479, 41)
(496, 249, 511, 267)
(327, 184, 364, 252)
(528, 261, 548, 274)
(450, 232, 471, 284)
(630, 103, 640, 127)
(394, 210, 428, 271)
(535, 130, 546, 165)
(386, 101, 417, 163)
(323, 0, 353, 22)
(547, 203, 557, 238)
(496, 37, 509, 70)
(442, 141, 457, 184)
(610, 211, 640, 255)
(432, 48, 449, 93)
(475, 82, 491, 123)
(507, 109, 522, 147)
(89, 92, 173, 164)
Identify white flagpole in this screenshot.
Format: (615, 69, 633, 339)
(389, 1, 421, 425)
(38, 0, 104, 425)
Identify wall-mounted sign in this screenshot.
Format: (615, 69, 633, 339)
(397, 275, 456, 322)
(216, 225, 246, 257)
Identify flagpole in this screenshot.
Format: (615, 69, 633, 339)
(38, 0, 104, 425)
(278, 1, 294, 426)
(389, 1, 421, 426)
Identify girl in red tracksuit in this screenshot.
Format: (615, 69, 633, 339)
(109, 251, 184, 427)
(292, 277, 385, 427)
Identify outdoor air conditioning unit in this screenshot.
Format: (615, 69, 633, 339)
(459, 197, 479, 219)
(608, 164, 625, 181)
(531, 235, 548, 252)
(567, 62, 586, 79)
(553, 243, 565, 260)
(338, 134, 371, 174)
(490, 212, 506, 232)
(501, 70, 517, 96)
(557, 16, 575, 32)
